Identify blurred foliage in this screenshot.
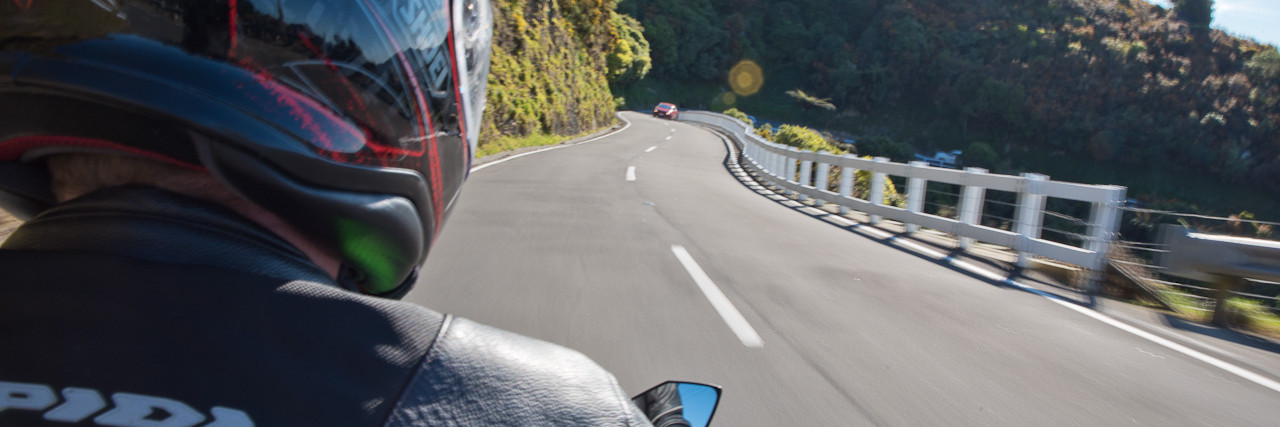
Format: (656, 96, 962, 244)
(616, 0, 1280, 218)
(1224, 297, 1280, 336)
(857, 136, 914, 163)
(480, 0, 640, 153)
(1246, 47, 1280, 82)
(774, 124, 846, 154)
(785, 89, 836, 112)
(755, 123, 775, 140)
(722, 108, 753, 126)
(606, 11, 651, 85)
(853, 157, 907, 208)
(617, 0, 731, 80)
(963, 141, 1000, 169)
(1172, 0, 1213, 37)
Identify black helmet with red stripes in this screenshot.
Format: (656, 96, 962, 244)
(0, 0, 493, 298)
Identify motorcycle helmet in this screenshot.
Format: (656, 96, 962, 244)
(0, 0, 494, 298)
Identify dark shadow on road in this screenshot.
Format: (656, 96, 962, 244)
(1161, 313, 1280, 357)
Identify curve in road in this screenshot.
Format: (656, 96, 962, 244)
(415, 112, 1280, 426)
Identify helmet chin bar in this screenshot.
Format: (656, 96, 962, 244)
(0, 0, 480, 299)
(202, 142, 429, 297)
(343, 265, 419, 300)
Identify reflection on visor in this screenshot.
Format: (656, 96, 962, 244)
(222, 0, 491, 227)
(226, 0, 489, 169)
(453, 0, 493, 159)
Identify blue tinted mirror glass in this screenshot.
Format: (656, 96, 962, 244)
(677, 383, 720, 427)
(633, 381, 722, 427)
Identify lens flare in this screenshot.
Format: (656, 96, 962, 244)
(728, 60, 763, 96)
(720, 92, 737, 106)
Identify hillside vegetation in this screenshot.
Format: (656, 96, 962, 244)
(477, 0, 648, 156)
(616, 0, 1280, 217)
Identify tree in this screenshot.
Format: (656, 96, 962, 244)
(961, 78, 1026, 136)
(606, 12, 651, 85)
(858, 136, 914, 162)
(1173, 0, 1214, 37)
(962, 141, 999, 168)
(627, 0, 730, 80)
(642, 16, 679, 77)
(1246, 47, 1280, 82)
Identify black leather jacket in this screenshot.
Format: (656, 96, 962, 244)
(0, 187, 651, 426)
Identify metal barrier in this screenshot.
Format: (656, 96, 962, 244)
(1109, 209, 1280, 322)
(1159, 224, 1280, 324)
(680, 110, 1127, 281)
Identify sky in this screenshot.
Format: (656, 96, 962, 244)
(1148, 0, 1280, 47)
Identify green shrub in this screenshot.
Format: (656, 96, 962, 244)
(1225, 297, 1278, 330)
(755, 124, 775, 141)
(722, 108, 753, 126)
(774, 124, 846, 154)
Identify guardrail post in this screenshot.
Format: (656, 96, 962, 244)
(838, 155, 856, 215)
(747, 143, 758, 168)
(869, 157, 888, 225)
(1085, 185, 1126, 293)
(763, 147, 776, 177)
(958, 167, 989, 250)
(772, 148, 784, 181)
(1015, 173, 1048, 267)
(799, 156, 814, 202)
(815, 151, 831, 206)
(784, 148, 800, 196)
(905, 161, 928, 234)
(1211, 276, 1247, 326)
(753, 144, 763, 170)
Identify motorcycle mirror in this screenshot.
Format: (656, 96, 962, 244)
(631, 381, 722, 427)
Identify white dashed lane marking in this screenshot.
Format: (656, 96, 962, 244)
(671, 245, 764, 348)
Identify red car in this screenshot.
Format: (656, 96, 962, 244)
(653, 102, 679, 120)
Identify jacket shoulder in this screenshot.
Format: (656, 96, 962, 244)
(384, 316, 650, 426)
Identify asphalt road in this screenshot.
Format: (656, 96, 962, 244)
(410, 112, 1280, 426)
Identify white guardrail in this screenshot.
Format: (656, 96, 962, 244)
(680, 110, 1127, 277)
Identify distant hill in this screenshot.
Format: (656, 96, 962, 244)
(616, 0, 1280, 214)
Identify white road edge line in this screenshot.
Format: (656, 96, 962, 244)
(671, 245, 765, 348)
(824, 200, 1280, 394)
(626, 166, 637, 181)
(645, 146, 657, 153)
(839, 213, 1269, 393)
(708, 131, 1280, 392)
(806, 204, 1280, 394)
(470, 113, 633, 173)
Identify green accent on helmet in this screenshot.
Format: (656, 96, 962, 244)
(336, 218, 405, 295)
